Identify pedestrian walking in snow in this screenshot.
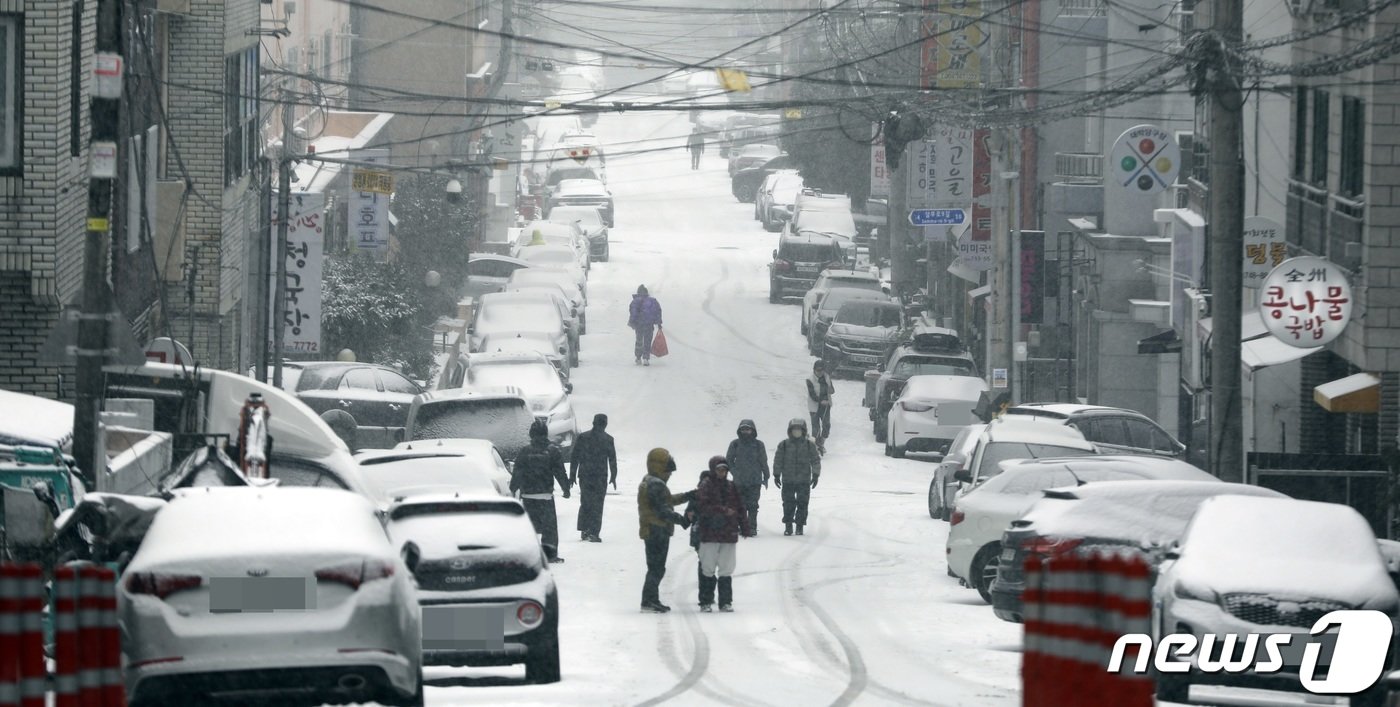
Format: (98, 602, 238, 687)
(692, 456, 750, 612)
(570, 413, 618, 542)
(629, 285, 664, 366)
(725, 419, 769, 536)
(687, 127, 704, 170)
(510, 419, 572, 563)
(637, 448, 696, 613)
(773, 417, 821, 536)
(806, 360, 835, 452)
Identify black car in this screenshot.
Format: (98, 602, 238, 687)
(769, 232, 846, 303)
(285, 362, 424, 450)
(405, 388, 535, 463)
(732, 155, 797, 203)
(821, 300, 904, 376)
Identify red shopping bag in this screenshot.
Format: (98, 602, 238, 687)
(651, 329, 670, 358)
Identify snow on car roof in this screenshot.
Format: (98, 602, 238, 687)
(132, 487, 388, 568)
(1021, 480, 1284, 547)
(394, 438, 497, 454)
(1176, 495, 1396, 605)
(817, 288, 888, 311)
(357, 457, 501, 503)
(416, 387, 526, 405)
(554, 179, 608, 194)
(522, 221, 578, 237)
(981, 418, 1094, 450)
(389, 499, 542, 561)
(899, 375, 988, 401)
(0, 389, 74, 450)
(1001, 455, 1215, 482)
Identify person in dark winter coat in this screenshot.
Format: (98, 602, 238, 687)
(628, 285, 664, 366)
(570, 413, 618, 543)
(773, 417, 821, 536)
(510, 419, 572, 562)
(637, 448, 695, 613)
(687, 128, 704, 169)
(806, 360, 834, 450)
(691, 456, 750, 612)
(725, 419, 768, 536)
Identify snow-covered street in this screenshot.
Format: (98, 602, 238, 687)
(423, 109, 1024, 706)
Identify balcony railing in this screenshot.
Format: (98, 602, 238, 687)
(1058, 0, 1107, 16)
(1055, 152, 1103, 182)
(1286, 180, 1364, 272)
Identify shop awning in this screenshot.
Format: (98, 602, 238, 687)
(1314, 372, 1382, 413)
(1137, 329, 1181, 354)
(1241, 336, 1321, 370)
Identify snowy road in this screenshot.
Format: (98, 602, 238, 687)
(423, 110, 1024, 706)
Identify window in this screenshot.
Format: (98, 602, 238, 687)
(0, 15, 20, 172)
(1292, 87, 1308, 180)
(1090, 418, 1130, 447)
(1152, 428, 1178, 455)
(1310, 89, 1329, 186)
(378, 371, 420, 395)
(1123, 419, 1159, 451)
(223, 47, 259, 185)
(341, 368, 379, 391)
(1340, 96, 1365, 197)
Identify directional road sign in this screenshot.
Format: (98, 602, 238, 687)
(909, 208, 966, 226)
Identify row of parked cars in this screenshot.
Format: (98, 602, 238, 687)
(924, 410, 1400, 704)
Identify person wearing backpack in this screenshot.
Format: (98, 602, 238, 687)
(773, 417, 821, 536)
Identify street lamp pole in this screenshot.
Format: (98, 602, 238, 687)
(273, 93, 293, 389)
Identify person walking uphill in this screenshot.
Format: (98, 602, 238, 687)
(511, 420, 572, 562)
(725, 419, 768, 537)
(637, 448, 696, 613)
(687, 127, 704, 170)
(773, 418, 821, 536)
(570, 413, 618, 543)
(693, 456, 750, 612)
(806, 360, 835, 453)
(629, 285, 663, 366)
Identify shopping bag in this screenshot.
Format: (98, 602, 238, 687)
(651, 329, 670, 358)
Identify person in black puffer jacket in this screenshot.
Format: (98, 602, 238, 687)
(510, 419, 572, 563)
(773, 417, 821, 536)
(725, 419, 768, 536)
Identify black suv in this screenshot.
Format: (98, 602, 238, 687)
(769, 232, 846, 302)
(862, 329, 979, 443)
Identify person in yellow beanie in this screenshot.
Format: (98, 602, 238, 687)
(636, 448, 695, 612)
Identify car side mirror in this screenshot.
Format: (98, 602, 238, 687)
(772, 249, 778, 260)
(31, 481, 61, 519)
(953, 469, 972, 484)
(565, 383, 574, 394)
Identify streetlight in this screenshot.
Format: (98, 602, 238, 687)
(444, 178, 464, 203)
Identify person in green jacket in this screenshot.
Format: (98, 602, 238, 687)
(637, 448, 695, 613)
(773, 417, 821, 536)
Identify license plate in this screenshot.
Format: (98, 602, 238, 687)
(851, 355, 879, 363)
(797, 264, 819, 273)
(422, 605, 507, 651)
(1000, 548, 1017, 562)
(209, 576, 314, 613)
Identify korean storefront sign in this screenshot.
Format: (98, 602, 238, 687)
(1259, 256, 1352, 348)
(270, 192, 326, 355)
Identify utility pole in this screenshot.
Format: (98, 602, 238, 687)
(889, 138, 914, 296)
(1207, 0, 1246, 481)
(73, 0, 123, 489)
(254, 156, 272, 383)
(272, 93, 293, 389)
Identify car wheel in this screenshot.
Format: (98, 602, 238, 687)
(971, 545, 1000, 603)
(1153, 671, 1189, 702)
(769, 284, 781, 303)
(873, 414, 887, 443)
(764, 219, 780, 233)
(525, 627, 562, 684)
(884, 440, 895, 457)
(800, 317, 808, 336)
(891, 443, 906, 459)
(927, 479, 942, 519)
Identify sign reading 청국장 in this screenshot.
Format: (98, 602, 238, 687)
(269, 192, 326, 355)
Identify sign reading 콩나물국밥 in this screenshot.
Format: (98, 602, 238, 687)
(1243, 216, 1286, 286)
(1259, 256, 1352, 348)
(1109, 124, 1180, 195)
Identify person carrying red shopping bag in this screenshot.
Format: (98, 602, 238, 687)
(629, 284, 664, 366)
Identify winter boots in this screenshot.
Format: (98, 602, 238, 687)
(784, 523, 793, 536)
(699, 575, 733, 613)
(641, 601, 671, 613)
(699, 573, 717, 610)
(796, 524, 804, 536)
(717, 576, 732, 608)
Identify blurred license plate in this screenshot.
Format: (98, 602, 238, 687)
(1000, 549, 1017, 561)
(209, 577, 313, 613)
(422, 605, 506, 651)
(797, 265, 819, 273)
(851, 355, 879, 363)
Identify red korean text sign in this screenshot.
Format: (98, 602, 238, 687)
(1259, 256, 1352, 348)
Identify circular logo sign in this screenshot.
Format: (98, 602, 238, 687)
(1259, 256, 1353, 348)
(1109, 124, 1180, 195)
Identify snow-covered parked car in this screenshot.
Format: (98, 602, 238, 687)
(515, 245, 588, 298)
(1152, 495, 1398, 705)
(119, 487, 423, 706)
(507, 267, 587, 309)
(991, 479, 1287, 622)
(884, 374, 989, 459)
(469, 291, 575, 371)
(462, 351, 578, 450)
(547, 204, 609, 261)
(512, 221, 590, 272)
(728, 143, 781, 177)
(755, 170, 802, 231)
(929, 423, 985, 520)
(496, 288, 582, 366)
(465, 253, 532, 301)
(546, 178, 613, 226)
(801, 268, 883, 335)
(806, 288, 892, 355)
(283, 361, 424, 450)
(355, 445, 513, 504)
(946, 455, 1214, 602)
(822, 300, 905, 378)
(406, 388, 535, 463)
(1002, 402, 1185, 458)
(389, 494, 561, 683)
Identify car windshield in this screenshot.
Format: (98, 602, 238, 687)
(410, 399, 533, 455)
(893, 356, 977, 378)
(267, 456, 349, 490)
(975, 442, 1095, 481)
(294, 366, 346, 391)
(361, 462, 495, 501)
(797, 210, 857, 237)
(741, 144, 779, 157)
(549, 207, 602, 226)
(547, 168, 597, 185)
(390, 500, 525, 522)
(469, 363, 564, 399)
(780, 242, 839, 263)
(820, 289, 885, 313)
(835, 302, 902, 327)
(825, 277, 881, 292)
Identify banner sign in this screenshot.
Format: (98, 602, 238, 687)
(908, 125, 972, 209)
(1109, 124, 1180, 195)
(870, 123, 891, 198)
(351, 149, 392, 257)
(1260, 256, 1352, 348)
(1020, 230, 1045, 324)
(1243, 216, 1286, 286)
(270, 192, 326, 355)
(920, 0, 988, 89)
(971, 128, 993, 241)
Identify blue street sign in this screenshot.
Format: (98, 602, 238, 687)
(908, 208, 966, 226)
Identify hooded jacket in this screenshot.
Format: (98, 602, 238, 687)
(637, 448, 693, 539)
(570, 414, 618, 483)
(773, 417, 822, 485)
(510, 436, 569, 496)
(806, 370, 834, 413)
(628, 294, 663, 328)
(694, 460, 751, 544)
(725, 419, 769, 488)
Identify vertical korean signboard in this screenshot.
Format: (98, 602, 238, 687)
(1020, 231, 1045, 324)
(971, 128, 993, 241)
(270, 192, 326, 355)
(920, 0, 988, 90)
(351, 149, 392, 258)
(870, 123, 891, 198)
